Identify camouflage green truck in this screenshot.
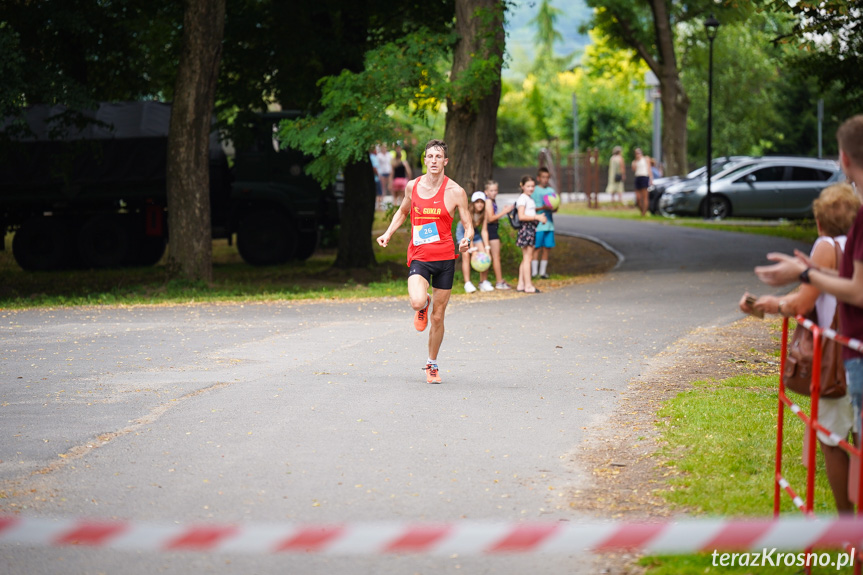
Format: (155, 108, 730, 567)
(0, 102, 340, 270)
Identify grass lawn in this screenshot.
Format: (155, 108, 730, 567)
(557, 201, 819, 243)
(0, 210, 617, 309)
(640, 337, 856, 574)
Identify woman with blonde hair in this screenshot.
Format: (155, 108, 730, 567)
(741, 182, 860, 513)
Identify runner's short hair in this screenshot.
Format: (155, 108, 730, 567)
(425, 139, 448, 158)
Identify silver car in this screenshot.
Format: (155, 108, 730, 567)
(659, 157, 843, 219)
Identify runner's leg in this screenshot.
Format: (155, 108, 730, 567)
(408, 273, 431, 311)
(427, 288, 451, 361)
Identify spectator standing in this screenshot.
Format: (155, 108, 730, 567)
(376, 144, 392, 204)
(369, 146, 383, 210)
(390, 152, 412, 207)
(531, 167, 558, 279)
(650, 158, 663, 180)
(606, 146, 625, 204)
(456, 191, 492, 293)
(483, 179, 513, 289)
(631, 147, 652, 216)
(754, 115, 863, 440)
(515, 176, 546, 294)
(742, 183, 860, 513)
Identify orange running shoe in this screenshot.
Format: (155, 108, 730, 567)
(423, 362, 441, 384)
(413, 295, 430, 332)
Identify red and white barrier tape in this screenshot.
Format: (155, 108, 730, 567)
(2, 516, 863, 554)
(797, 315, 863, 354)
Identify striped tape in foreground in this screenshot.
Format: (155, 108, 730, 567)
(1, 516, 862, 554)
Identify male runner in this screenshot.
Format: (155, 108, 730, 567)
(377, 139, 472, 384)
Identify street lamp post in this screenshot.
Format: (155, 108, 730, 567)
(704, 14, 720, 219)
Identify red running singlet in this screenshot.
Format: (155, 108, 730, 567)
(406, 176, 456, 266)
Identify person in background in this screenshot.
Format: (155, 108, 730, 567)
(741, 183, 860, 513)
(456, 191, 492, 293)
(754, 115, 863, 447)
(391, 143, 408, 163)
(650, 158, 663, 180)
(376, 144, 392, 205)
(369, 146, 382, 210)
(390, 152, 412, 207)
(531, 167, 558, 279)
(606, 146, 625, 204)
(631, 147, 652, 216)
(483, 179, 513, 290)
(515, 175, 546, 294)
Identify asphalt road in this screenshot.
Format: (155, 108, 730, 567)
(0, 215, 807, 574)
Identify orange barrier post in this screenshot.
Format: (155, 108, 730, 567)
(774, 314, 863, 573)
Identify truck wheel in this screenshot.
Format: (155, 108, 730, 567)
(12, 217, 72, 271)
(237, 211, 296, 265)
(293, 230, 319, 261)
(77, 214, 131, 268)
(131, 236, 167, 266)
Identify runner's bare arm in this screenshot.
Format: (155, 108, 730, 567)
(376, 178, 415, 247)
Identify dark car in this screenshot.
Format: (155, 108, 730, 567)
(658, 157, 843, 219)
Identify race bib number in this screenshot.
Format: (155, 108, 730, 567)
(413, 222, 440, 246)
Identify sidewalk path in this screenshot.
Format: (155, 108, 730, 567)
(0, 218, 807, 574)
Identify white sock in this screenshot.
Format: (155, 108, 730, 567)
(427, 358, 437, 366)
(539, 260, 548, 276)
(531, 260, 539, 276)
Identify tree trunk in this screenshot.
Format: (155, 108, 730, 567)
(333, 159, 378, 269)
(660, 75, 689, 176)
(444, 0, 505, 192)
(650, 0, 688, 176)
(166, 0, 226, 282)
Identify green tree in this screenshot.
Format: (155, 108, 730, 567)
(680, 18, 785, 165)
(582, 0, 751, 176)
(1, 0, 458, 275)
(281, 0, 505, 268)
(444, 0, 506, 193)
(278, 30, 453, 268)
(530, 0, 564, 68)
(757, 0, 863, 101)
(572, 32, 651, 161)
(495, 0, 575, 164)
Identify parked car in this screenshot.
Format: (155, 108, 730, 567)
(648, 156, 751, 215)
(658, 157, 843, 219)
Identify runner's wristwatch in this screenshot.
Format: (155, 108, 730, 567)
(799, 267, 812, 284)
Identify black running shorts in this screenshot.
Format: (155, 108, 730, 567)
(408, 259, 456, 290)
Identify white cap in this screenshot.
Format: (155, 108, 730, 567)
(471, 191, 487, 202)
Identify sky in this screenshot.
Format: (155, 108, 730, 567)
(503, 0, 592, 78)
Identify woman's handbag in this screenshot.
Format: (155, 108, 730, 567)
(614, 174, 623, 183)
(782, 241, 846, 398)
(783, 310, 846, 398)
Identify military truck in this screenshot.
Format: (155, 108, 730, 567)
(0, 102, 340, 271)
